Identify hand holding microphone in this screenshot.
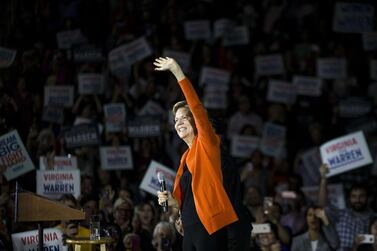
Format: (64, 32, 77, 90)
(157, 172, 168, 212)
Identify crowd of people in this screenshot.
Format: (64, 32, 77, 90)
(0, 0, 377, 250)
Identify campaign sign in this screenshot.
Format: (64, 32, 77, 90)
(108, 44, 130, 77)
(0, 46, 16, 68)
(184, 20, 211, 41)
(255, 54, 285, 76)
(338, 97, 372, 118)
(78, 73, 105, 95)
(128, 116, 161, 138)
(333, 3, 374, 33)
(267, 80, 296, 105)
(104, 103, 126, 132)
(203, 88, 227, 109)
(223, 25, 250, 47)
(44, 86, 74, 107)
(231, 135, 260, 158)
(42, 106, 64, 124)
(100, 146, 133, 170)
(199, 67, 231, 89)
(40, 155, 78, 170)
(320, 131, 373, 177)
(73, 44, 103, 63)
(137, 100, 165, 116)
(362, 32, 377, 51)
(139, 160, 176, 196)
(36, 169, 81, 199)
(317, 58, 347, 79)
(293, 75, 322, 96)
(123, 37, 152, 65)
(1, 130, 35, 181)
(163, 49, 191, 73)
(260, 123, 286, 157)
(56, 29, 87, 49)
(214, 18, 235, 38)
(12, 228, 67, 251)
(371, 60, 377, 80)
(64, 124, 101, 148)
(302, 183, 346, 209)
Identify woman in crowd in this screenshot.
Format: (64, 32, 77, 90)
(291, 206, 339, 251)
(155, 57, 238, 251)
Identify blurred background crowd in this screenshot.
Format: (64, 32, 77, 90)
(0, 0, 377, 250)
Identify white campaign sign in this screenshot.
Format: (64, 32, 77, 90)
(184, 20, 211, 41)
(0, 46, 16, 68)
(100, 146, 133, 170)
(56, 29, 87, 49)
(122, 37, 152, 65)
(267, 80, 296, 104)
(12, 228, 67, 251)
(199, 67, 231, 88)
(320, 131, 373, 177)
(104, 103, 126, 132)
(1, 130, 35, 180)
(203, 88, 227, 109)
(108, 45, 130, 76)
(293, 75, 322, 96)
(39, 156, 78, 170)
(362, 32, 377, 51)
(78, 73, 105, 95)
(371, 60, 377, 81)
(139, 160, 176, 196)
(44, 86, 74, 107)
(317, 58, 347, 79)
(36, 169, 81, 199)
(333, 3, 375, 33)
(223, 26, 250, 46)
(260, 123, 286, 157)
(231, 135, 260, 158)
(214, 18, 235, 38)
(163, 49, 191, 73)
(255, 54, 285, 76)
(302, 183, 346, 209)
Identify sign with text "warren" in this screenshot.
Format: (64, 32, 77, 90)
(44, 86, 74, 107)
(320, 131, 373, 177)
(37, 169, 81, 199)
(139, 160, 176, 196)
(64, 124, 100, 148)
(317, 58, 347, 79)
(78, 73, 105, 95)
(333, 3, 374, 33)
(255, 54, 285, 76)
(1, 130, 35, 181)
(100, 146, 133, 170)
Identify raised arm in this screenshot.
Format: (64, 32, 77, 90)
(318, 164, 329, 207)
(153, 57, 218, 143)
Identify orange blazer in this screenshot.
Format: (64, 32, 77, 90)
(172, 78, 238, 234)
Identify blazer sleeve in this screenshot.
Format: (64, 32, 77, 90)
(321, 223, 340, 250)
(178, 78, 218, 144)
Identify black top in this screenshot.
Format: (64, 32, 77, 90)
(180, 164, 200, 227)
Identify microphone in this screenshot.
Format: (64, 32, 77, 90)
(157, 172, 168, 212)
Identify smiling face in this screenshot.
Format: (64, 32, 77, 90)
(174, 107, 196, 146)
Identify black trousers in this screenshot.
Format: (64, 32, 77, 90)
(182, 222, 227, 251)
